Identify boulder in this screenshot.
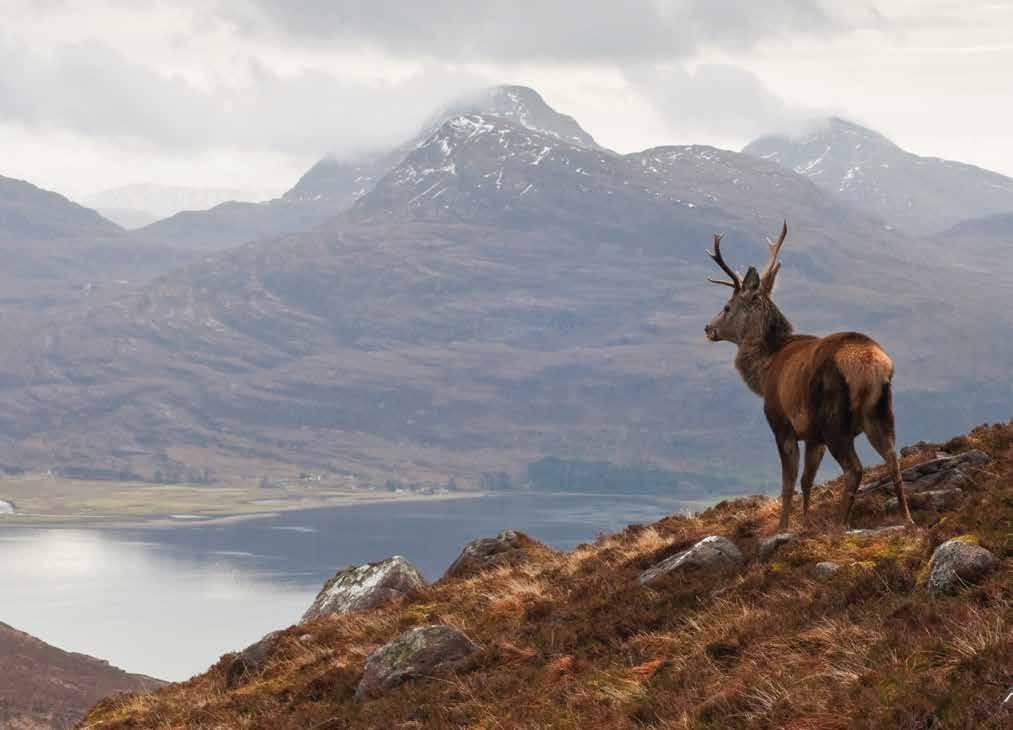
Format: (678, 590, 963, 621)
(302, 556, 426, 622)
(758, 532, 795, 562)
(815, 561, 842, 577)
(639, 536, 743, 586)
(443, 529, 539, 580)
(0, 499, 14, 514)
(885, 488, 963, 512)
(225, 630, 282, 688)
(356, 624, 479, 700)
(925, 537, 998, 594)
(860, 449, 988, 496)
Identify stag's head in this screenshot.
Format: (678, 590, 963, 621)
(704, 222, 787, 344)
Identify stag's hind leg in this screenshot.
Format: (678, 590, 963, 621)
(827, 438, 863, 527)
(864, 386, 914, 525)
(776, 435, 800, 531)
(800, 442, 825, 527)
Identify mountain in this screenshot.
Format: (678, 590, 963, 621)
(81, 424, 1012, 729)
(137, 85, 601, 252)
(743, 117, 1013, 234)
(0, 621, 162, 729)
(0, 175, 195, 314)
(84, 183, 276, 229)
(0, 110, 1006, 486)
(1, 174, 123, 241)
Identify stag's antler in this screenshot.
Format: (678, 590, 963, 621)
(706, 234, 742, 291)
(760, 221, 788, 290)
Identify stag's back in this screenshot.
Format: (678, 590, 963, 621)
(765, 332, 893, 440)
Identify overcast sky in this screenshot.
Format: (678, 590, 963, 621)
(1, 0, 1011, 200)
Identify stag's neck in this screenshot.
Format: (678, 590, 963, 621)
(734, 306, 795, 396)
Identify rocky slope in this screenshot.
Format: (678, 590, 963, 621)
(743, 117, 1013, 235)
(0, 622, 162, 729)
(82, 423, 1012, 729)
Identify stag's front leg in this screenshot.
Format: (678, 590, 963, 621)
(776, 435, 799, 530)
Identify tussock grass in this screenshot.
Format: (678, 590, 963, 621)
(83, 423, 1012, 729)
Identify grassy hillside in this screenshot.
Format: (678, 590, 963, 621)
(83, 423, 1011, 729)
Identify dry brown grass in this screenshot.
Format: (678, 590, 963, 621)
(82, 423, 1012, 729)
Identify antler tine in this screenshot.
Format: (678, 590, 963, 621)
(706, 233, 741, 291)
(760, 220, 788, 283)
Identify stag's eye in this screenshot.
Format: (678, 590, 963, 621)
(723, 305, 731, 313)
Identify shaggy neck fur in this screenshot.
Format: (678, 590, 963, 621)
(733, 299, 794, 396)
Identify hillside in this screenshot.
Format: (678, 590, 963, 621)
(0, 622, 162, 730)
(743, 117, 1013, 235)
(0, 174, 192, 314)
(2, 109, 1007, 486)
(82, 423, 1012, 728)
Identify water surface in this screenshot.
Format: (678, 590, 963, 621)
(1, 492, 699, 680)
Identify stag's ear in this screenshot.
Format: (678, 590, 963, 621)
(742, 266, 761, 291)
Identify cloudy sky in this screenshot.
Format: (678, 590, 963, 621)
(1, 1, 1011, 201)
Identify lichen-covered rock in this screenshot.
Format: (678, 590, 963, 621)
(815, 561, 841, 577)
(758, 532, 795, 562)
(885, 488, 963, 512)
(639, 536, 743, 585)
(860, 449, 988, 496)
(443, 529, 540, 580)
(925, 537, 998, 594)
(356, 624, 479, 700)
(225, 630, 282, 688)
(302, 556, 425, 622)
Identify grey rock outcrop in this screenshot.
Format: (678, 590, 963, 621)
(925, 537, 998, 594)
(302, 556, 426, 622)
(639, 536, 743, 585)
(443, 530, 538, 580)
(356, 624, 479, 700)
(0, 499, 14, 514)
(758, 532, 795, 562)
(886, 487, 963, 512)
(815, 561, 842, 577)
(860, 450, 988, 496)
(225, 630, 282, 688)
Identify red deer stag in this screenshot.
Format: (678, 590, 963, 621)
(703, 222, 914, 529)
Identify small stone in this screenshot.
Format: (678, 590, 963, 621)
(845, 525, 908, 539)
(302, 555, 426, 622)
(815, 561, 841, 577)
(758, 532, 795, 562)
(925, 537, 998, 594)
(639, 536, 743, 585)
(225, 630, 282, 688)
(356, 624, 479, 700)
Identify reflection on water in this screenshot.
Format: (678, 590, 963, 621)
(0, 492, 699, 681)
(0, 529, 313, 682)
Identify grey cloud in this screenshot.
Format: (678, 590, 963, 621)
(626, 63, 820, 143)
(219, 0, 848, 63)
(0, 34, 481, 157)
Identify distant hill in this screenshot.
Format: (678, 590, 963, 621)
(743, 117, 1013, 234)
(0, 621, 162, 730)
(0, 175, 122, 241)
(84, 183, 275, 226)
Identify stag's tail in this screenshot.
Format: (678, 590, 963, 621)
(832, 338, 894, 419)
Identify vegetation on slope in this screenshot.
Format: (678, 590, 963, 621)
(84, 423, 1011, 729)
